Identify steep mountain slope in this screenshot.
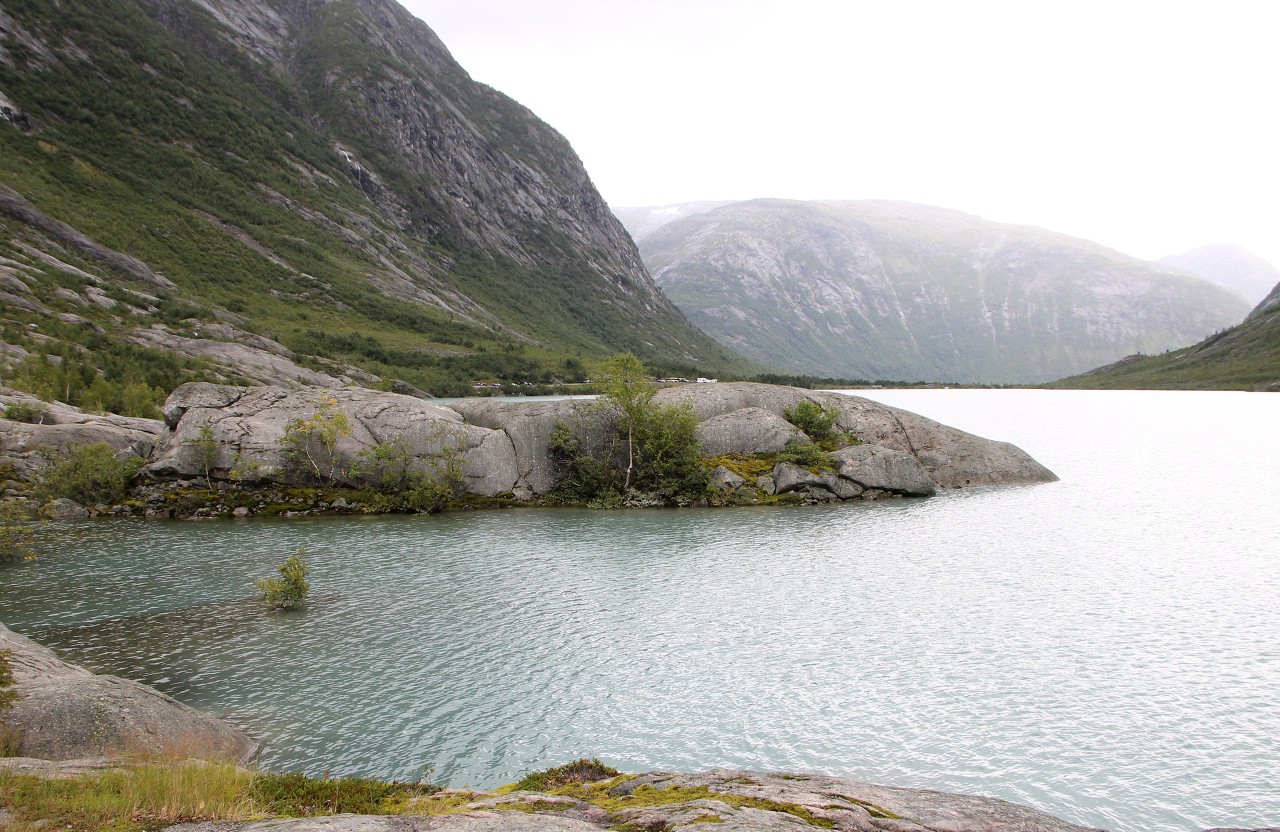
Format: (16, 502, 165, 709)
(636, 199, 1251, 384)
(1158, 243, 1280, 305)
(0, 0, 744, 407)
(1049, 280, 1280, 390)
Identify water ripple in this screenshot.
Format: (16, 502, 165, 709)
(1, 390, 1278, 831)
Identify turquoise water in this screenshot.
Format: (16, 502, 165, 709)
(1, 390, 1277, 832)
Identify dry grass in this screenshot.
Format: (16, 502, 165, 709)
(0, 760, 255, 831)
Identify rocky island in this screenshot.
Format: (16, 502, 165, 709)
(1, 381, 1055, 517)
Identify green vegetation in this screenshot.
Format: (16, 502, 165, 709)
(0, 503, 38, 562)
(0, 762, 443, 831)
(0, 0, 750, 412)
(1046, 309, 1280, 390)
(0, 650, 22, 757)
(775, 441, 837, 471)
(1, 337, 216, 420)
(783, 400, 839, 440)
(283, 393, 352, 485)
(512, 758, 621, 793)
(781, 399, 858, 451)
(187, 424, 219, 490)
(248, 771, 439, 816)
(38, 442, 140, 505)
(1, 402, 45, 424)
(352, 432, 461, 514)
(257, 550, 310, 611)
(550, 353, 709, 506)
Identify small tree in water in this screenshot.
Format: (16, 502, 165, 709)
(258, 549, 310, 610)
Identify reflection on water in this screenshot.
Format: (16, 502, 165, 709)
(1, 390, 1277, 832)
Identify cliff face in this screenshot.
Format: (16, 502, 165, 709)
(0, 0, 742, 399)
(630, 199, 1251, 384)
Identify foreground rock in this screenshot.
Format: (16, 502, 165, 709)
(0, 622, 257, 763)
(160, 769, 1102, 832)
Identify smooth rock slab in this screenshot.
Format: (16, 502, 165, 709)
(0, 622, 257, 763)
(695, 407, 804, 456)
(833, 445, 936, 496)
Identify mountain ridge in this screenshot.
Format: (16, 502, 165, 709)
(0, 0, 746, 409)
(622, 198, 1250, 384)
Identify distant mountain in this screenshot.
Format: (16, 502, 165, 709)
(613, 202, 734, 243)
(1158, 244, 1280, 305)
(0, 0, 744, 406)
(1049, 280, 1280, 391)
(629, 199, 1251, 384)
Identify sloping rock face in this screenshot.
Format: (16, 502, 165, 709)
(695, 407, 804, 456)
(656, 383, 1056, 488)
(0, 387, 162, 481)
(447, 398, 580, 498)
(144, 384, 518, 497)
(0, 622, 256, 762)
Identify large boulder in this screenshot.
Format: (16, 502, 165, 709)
(659, 383, 1056, 488)
(144, 384, 519, 497)
(833, 444, 937, 496)
(0, 622, 256, 763)
(694, 407, 804, 456)
(448, 398, 581, 498)
(0, 388, 161, 481)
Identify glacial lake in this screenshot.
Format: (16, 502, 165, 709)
(2, 389, 1277, 832)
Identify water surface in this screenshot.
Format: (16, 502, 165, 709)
(2, 390, 1276, 832)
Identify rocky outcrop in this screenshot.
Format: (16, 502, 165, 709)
(0, 387, 162, 481)
(833, 445, 936, 497)
(656, 383, 1056, 489)
(447, 398, 580, 499)
(0, 622, 256, 762)
(5, 381, 1053, 507)
(144, 384, 519, 498)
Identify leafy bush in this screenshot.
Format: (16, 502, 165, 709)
(2, 403, 45, 424)
(0, 503, 38, 562)
(783, 400, 858, 450)
(249, 771, 439, 816)
(257, 550, 310, 611)
(352, 432, 463, 514)
(776, 441, 836, 471)
(284, 394, 352, 485)
(550, 354, 709, 505)
(187, 423, 220, 489)
(783, 400, 840, 441)
(39, 442, 140, 505)
(512, 759, 621, 793)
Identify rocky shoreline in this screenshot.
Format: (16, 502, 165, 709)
(1, 381, 1056, 519)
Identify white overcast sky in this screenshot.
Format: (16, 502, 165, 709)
(403, 0, 1279, 268)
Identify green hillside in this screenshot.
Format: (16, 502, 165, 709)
(0, 0, 746, 411)
(1048, 286, 1280, 391)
